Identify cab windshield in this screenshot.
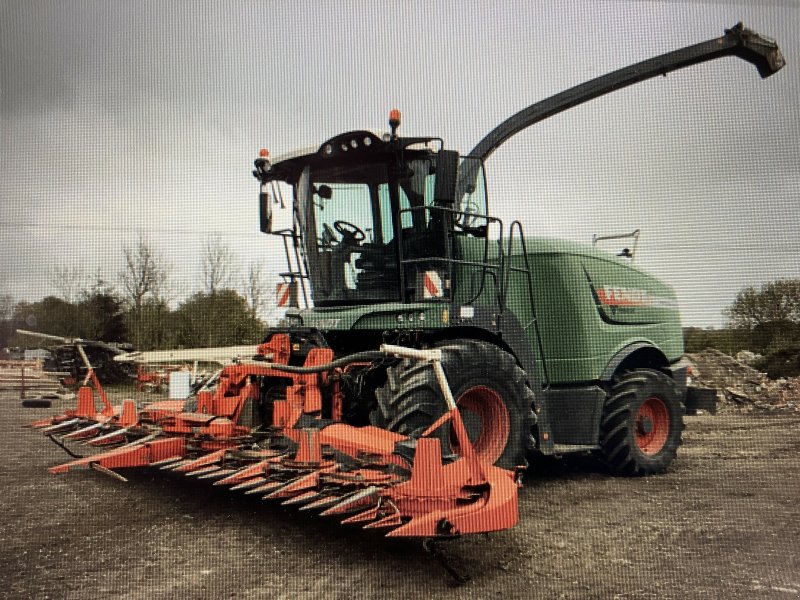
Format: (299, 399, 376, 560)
(296, 155, 487, 306)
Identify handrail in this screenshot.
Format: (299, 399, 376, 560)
(506, 221, 550, 388)
(398, 205, 504, 306)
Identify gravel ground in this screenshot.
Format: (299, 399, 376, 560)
(1, 390, 799, 599)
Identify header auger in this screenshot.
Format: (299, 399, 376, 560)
(28, 24, 783, 551)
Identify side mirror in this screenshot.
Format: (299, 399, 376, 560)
(434, 150, 459, 205)
(259, 188, 272, 233)
(254, 156, 273, 234)
(316, 184, 333, 200)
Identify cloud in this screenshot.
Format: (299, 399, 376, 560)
(1, 0, 798, 328)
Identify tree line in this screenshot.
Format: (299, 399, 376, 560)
(1, 236, 280, 351)
(3, 242, 799, 378)
(685, 279, 800, 377)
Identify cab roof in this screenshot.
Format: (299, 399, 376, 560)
(261, 130, 444, 183)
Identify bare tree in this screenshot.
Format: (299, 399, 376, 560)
(0, 294, 14, 347)
(0, 294, 13, 321)
(242, 262, 278, 320)
(49, 265, 88, 303)
(119, 235, 170, 311)
(202, 236, 236, 295)
(119, 236, 171, 350)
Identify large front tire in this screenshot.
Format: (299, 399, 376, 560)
(371, 340, 535, 469)
(599, 369, 684, 476)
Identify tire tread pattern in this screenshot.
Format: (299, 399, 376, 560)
(599, 368, 685, 476)
(372, 340, 536, 469)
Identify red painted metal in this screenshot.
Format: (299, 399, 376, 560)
(319, 424, 407, 468)
(135, 365, 181, 392)
(635, 396, 670, 455)
(87, 368, 114, 417)
(119, 399, 137, 427)
(418, 385, 511, 466)
(50, 437, 186, 474)
(256, 333, 291, 364)
(213, 459, 271, 486)
(75, 386, 97, 419)
(174, 449, 227, 473)
(29, 343, 521, 539)
(452, 386, 510, 465)
(385, 438, 519, 537)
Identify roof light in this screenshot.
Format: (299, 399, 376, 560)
(259, 148, 269, 158)
(389, 108, 401, 140)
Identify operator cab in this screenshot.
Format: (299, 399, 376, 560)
(254, 117, 490, 307)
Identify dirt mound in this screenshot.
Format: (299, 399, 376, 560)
(687, 348, 800, 413)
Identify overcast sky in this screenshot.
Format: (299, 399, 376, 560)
(1, 0, 798, 326)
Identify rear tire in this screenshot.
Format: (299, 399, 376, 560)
(599, 369, 684, 476)
(371, 340, 535, 469)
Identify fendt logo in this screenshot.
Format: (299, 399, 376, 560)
(596, 286, 678, 310)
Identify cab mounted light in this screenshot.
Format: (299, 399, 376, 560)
(254, 148, 272, 233)
(253, 148, 271, 180)
(389, 108, 401, 140)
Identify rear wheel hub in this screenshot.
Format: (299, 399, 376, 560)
(637, 416, 654, 435)
(635, 396, 669, 456)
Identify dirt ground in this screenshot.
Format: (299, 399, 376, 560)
(1, 390, 799, 600)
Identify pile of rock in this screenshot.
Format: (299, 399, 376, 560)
(687, 348, 800, 413)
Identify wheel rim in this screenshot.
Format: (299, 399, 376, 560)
(635, 396, 670, 456)
(451, 386, 510, 464)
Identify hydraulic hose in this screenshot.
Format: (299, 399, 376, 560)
(250, 350, 389, 374)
